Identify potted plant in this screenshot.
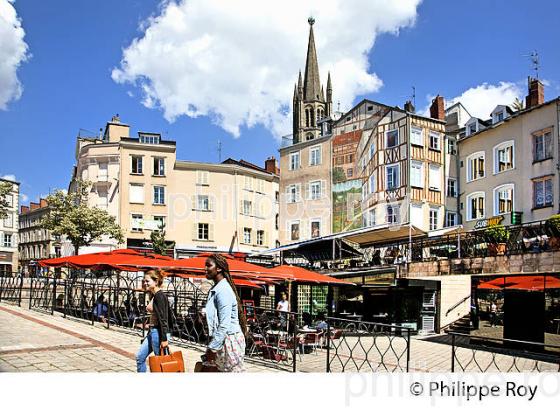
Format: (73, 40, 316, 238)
(485, 225, 510, 256)
(545, 214, 560, 249)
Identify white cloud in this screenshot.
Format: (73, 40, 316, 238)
(423, 82, 524, 120)
(20, 193, 28, 202)
(1, 174, 16, 181)
(0, 0, 30, 109)
(112, 0, 421, 138)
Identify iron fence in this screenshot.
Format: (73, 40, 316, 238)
(450, 333, 560, 372)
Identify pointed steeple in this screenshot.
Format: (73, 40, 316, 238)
(327, 72, 332, 94)
(293, 83, 298, 101)
(303, 17, 321, 101)
(298, 70, 303, 91)
(321, 86, 325, 102)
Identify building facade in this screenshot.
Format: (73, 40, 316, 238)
(0, 178, 19, 275)
(19, 199, 59, 274)
(70, 116, 280, 256)
(459, 78, 560, 230)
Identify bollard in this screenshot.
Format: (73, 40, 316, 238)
(51, 278, 57, 315)
(0, 274, 4, 302)
(18, 274, 24, 307)
(91, 283, 96, 326)
(29, 277, 33, 309)
(63, 280, 67, 318)
(406, 327, 411, 372)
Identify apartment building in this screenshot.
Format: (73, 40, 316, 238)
(0, 178, 19, 274)
(19, 199, 60, 273)
(459, 78, 560, 230)
(71, 116, 280, 256)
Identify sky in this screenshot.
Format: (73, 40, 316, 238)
(1, 0, 559, 205)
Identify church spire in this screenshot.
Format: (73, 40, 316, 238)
(303, 17, 321, 101)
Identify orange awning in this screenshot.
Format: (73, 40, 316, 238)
(269, 265, 354, 285)
(477, 275, 560, 291)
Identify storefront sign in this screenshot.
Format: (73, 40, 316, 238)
(0, 252, 13, 262)
(474, 215, 504, 230)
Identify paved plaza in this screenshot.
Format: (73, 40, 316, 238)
(0, 302, 558, 373)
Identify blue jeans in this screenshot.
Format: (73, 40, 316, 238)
(136, 328, 172, 372)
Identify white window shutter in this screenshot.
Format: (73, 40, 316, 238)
(208, 224, 214, 241)
(296, 185, 301, 202)
(192, 223, 198, 240)
(264, 231, 268, 247)
(208, 196, 214, 211)
(321, 180, 326, 198)
(191, 195, 196, 210)
(306, 183, 310, 200)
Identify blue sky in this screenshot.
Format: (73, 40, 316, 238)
(1, 0, 559, 205)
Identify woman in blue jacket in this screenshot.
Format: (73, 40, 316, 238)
(203, 254, 247, 372)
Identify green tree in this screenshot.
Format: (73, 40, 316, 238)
(332, 167, 346, 184)
(0, 181, 12, 220)
(150, 222, 175, 255)
(41, 180, 124, 255)
(511, 97, 525, 111)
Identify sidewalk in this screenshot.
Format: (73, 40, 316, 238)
(0, 303, 279, 372)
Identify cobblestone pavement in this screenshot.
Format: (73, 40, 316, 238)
(1, 303, 557, 372)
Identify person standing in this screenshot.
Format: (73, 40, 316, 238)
(276, 292, 290, 329)
(136, 270, 172, 372)
(203, 254, 247, 372)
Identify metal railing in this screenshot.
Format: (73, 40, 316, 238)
(450, 333, 560, 372)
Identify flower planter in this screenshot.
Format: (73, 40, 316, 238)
(488, 243, 506, 256)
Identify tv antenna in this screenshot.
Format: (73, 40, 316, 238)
(411, 86, 416, 107)
(523, 50, 540, 79)
(217, 140, 222, 162)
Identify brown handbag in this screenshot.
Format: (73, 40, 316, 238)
(149, 347, 185, 373)
(194, 361, 219, 372)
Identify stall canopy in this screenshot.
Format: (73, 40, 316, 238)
(269, 265, 354, 285)
(477, 275, 560, 291)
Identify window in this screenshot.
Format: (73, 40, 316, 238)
(386, 164, 400, 190)
(139, 134, 160, 144)
(429, 132, 440, 151)
(309, 181, 322, 200)
(309, 146, 321, 166)
(129, 184, 144, 204)
(347, 168, 353, 178)
(385, 129, 399, 148)
(466, 192, 485, 220)
(410, 161, 424, 188)
(493, 111, 504, 124)
(494, 184, 514, 215)
(289, 152, 300, 170)
(367, 208, 376, 227)
(131, 155, 143, 174)
(447, 139, 457, 155)
(494, 142, 514, 173)
(97, 190, 108, 209)
(4, 194, 12, 207)
(429, 208, 439, 231)
(386, 205, 400, 224)
(196, 171, 209, 185)
(369, 142, 376, 160)
(446, 212, 458, 227)
(290, 222, 300, 241)
(197, 195, 210, 211)
(131, 214, 143, 232)
(410, 126, 423, 146)
(467, 152, 485, 182)
(153, 216, 165, 230)
(98, 162, 108, 181)
(311, 220, 321, 238)
(153, 157, 165, 176)
(243, 228, 252, 244)
(153, 186, 165, 205)
(533, 177, 553, 209)
(429, 164, 442, 191)
(3, 234, 12, 248)
(447, 178, 457, 197)
(242, 200, 252, 215)
(198, 223, 209, 240)
(257, 230, 265, 246)
(275, 214, 279, 230)
(3, 214, 13, 228)
(534, 130, 553, 161)
(287, 184, 300, 203)
(467, 122, 478, 136)
(368, 174, 376, 193)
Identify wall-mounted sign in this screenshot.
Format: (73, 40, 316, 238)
(474, 215, 504, 230)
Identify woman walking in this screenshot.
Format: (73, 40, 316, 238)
(203, 254, 247, 372)
(136, 269, 172, 372)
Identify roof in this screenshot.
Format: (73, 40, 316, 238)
(221, 158, 274, 175)
(0, 178, 20, 185)
(302, 21, 322, 102)
(460, 97, 560, 142)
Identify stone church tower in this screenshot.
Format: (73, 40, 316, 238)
(293, 18, 332, 144)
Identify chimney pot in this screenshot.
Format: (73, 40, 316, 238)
(525, 77, 544, 109)
(429, 95, 445, 121)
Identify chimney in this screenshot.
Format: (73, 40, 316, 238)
(429, 95, 445, 121)
(40, 198, 48, 208)
(30, 202, 40, 211)
(265, 156, 279, 175)
(525, 77, 544, 109)
(404, 100, 415, 113)
(20, 205, 29, 214)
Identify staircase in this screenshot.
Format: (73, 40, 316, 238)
(444, 314, 472, 335)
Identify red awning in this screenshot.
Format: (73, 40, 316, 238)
(269, 265, 354, 285)
(477, 275, 560, 291)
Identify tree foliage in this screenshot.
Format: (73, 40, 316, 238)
(511, 97, 525, 111)
(41, 180, 124, 254)
(0, 181, 12, 220)
(150, 222, 175, 255)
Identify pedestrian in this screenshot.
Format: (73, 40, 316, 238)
(136, 269, 172, 372)
(490, 301, 497, 327)
(203, 254, 247, 372)
(276, 291, 289, 329)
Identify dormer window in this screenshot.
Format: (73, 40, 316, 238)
(491, 105, 509, 124)
(467, 122, 478, 136)
(495, 111, 504, 122)
(139, 134, 160, 144)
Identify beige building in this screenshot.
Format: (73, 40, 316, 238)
(19, 199, 60, 273)
(70, 116, 280, 256)
(0, 178, 19, 274)
(459, 78, 560, 230)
